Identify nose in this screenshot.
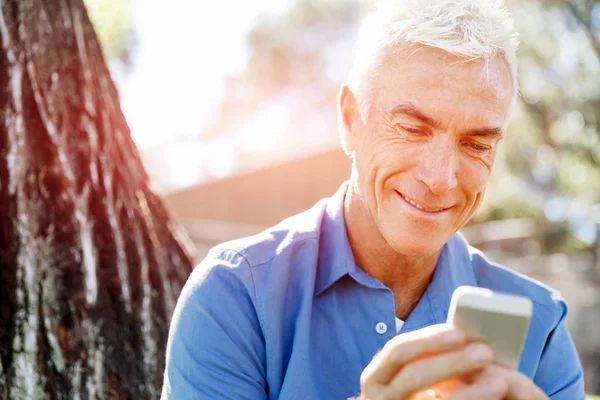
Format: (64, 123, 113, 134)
(415, 136, 458, 196)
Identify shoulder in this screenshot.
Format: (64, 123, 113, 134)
(451, 234, 583, 385)
(211, 197, 328, 268)
(452, 234, 567, 320)
(187, 197, 329, 293)
(174, 199, 329, 331)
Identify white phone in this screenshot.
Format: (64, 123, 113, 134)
(446, 286, 533, 369)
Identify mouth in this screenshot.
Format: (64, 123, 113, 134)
(396, 191, 451, 214)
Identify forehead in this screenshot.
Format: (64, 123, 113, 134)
(373, 46, 513, 125)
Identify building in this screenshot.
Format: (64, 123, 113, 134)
(164, 148, 352, 257)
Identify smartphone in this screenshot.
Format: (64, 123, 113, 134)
(446, 286, 533, 369)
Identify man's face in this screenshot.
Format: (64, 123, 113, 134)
(343, 46, 513, 257)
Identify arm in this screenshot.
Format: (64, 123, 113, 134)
(161, 248, 267, 400)
(533, 301, 585, 400)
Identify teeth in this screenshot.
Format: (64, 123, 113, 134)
(401, 194, 444, 212)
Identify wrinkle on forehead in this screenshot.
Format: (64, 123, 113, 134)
(372, 45, 513, 123)
(390, 44, 512, 91)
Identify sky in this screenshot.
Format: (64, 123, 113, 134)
(121, 0, 294, 150)
(111, 0, 296, 191)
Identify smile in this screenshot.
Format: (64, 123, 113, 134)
(397, 191, 449, 213)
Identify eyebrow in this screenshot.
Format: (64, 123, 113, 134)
(387, 102, 504, 139)
(387, 102, 439, 127)
(464, 126, 504, 140)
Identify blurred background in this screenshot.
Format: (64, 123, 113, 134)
(85, 0, 600, 393)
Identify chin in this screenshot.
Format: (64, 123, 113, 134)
(394, 242, 441, 258)
(388, 234, 445, 258)
(381, 225, 449, 258)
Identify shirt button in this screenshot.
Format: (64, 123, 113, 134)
(375, 322, 388, 334)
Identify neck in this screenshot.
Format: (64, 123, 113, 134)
(343, 181, 442, 320)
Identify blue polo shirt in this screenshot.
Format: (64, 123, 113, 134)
(162, 183, 584, 399)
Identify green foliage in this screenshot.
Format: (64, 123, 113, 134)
(84, 0, 133, 61)
(475, 0, 600, 250)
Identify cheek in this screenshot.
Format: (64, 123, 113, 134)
(357, 144, 409, 219)
(459, 160, 492, 201)
(353, 137, 387, 214)
(358, 134, 405, 182)
(372, 141, 421, 191)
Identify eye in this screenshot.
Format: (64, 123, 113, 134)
(466, 142, 492, 155)
(397, 125, 427, 136)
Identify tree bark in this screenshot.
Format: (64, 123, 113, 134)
(0, 0, 195, 398)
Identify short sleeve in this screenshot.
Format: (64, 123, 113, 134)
(161, 248, 267, 399)
(533, 301, 585, 400)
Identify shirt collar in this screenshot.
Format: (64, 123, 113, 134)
(315, 181, 355, 296)
(401, 233, 479, 333)
(429, 232, 479, 319)
(314, 181, 480, 322)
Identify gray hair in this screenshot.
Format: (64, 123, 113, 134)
(348, 0, 520, 122)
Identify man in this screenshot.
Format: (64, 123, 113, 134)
(162, 0, 585, 399)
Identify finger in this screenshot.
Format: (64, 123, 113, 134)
(485, 365, 548, 400)
(407, 379, 468, 400)
(366, 324, 467, 384)
(446, 374, 507, 400)
(385, 342, 494, 398)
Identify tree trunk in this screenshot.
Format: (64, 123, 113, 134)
(0, 0, 195, 398)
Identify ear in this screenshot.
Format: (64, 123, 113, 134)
(338, 84, 361, 155)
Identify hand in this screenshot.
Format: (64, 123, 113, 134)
(359, 324, 496, 400)
(445, 364, 549, 400)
